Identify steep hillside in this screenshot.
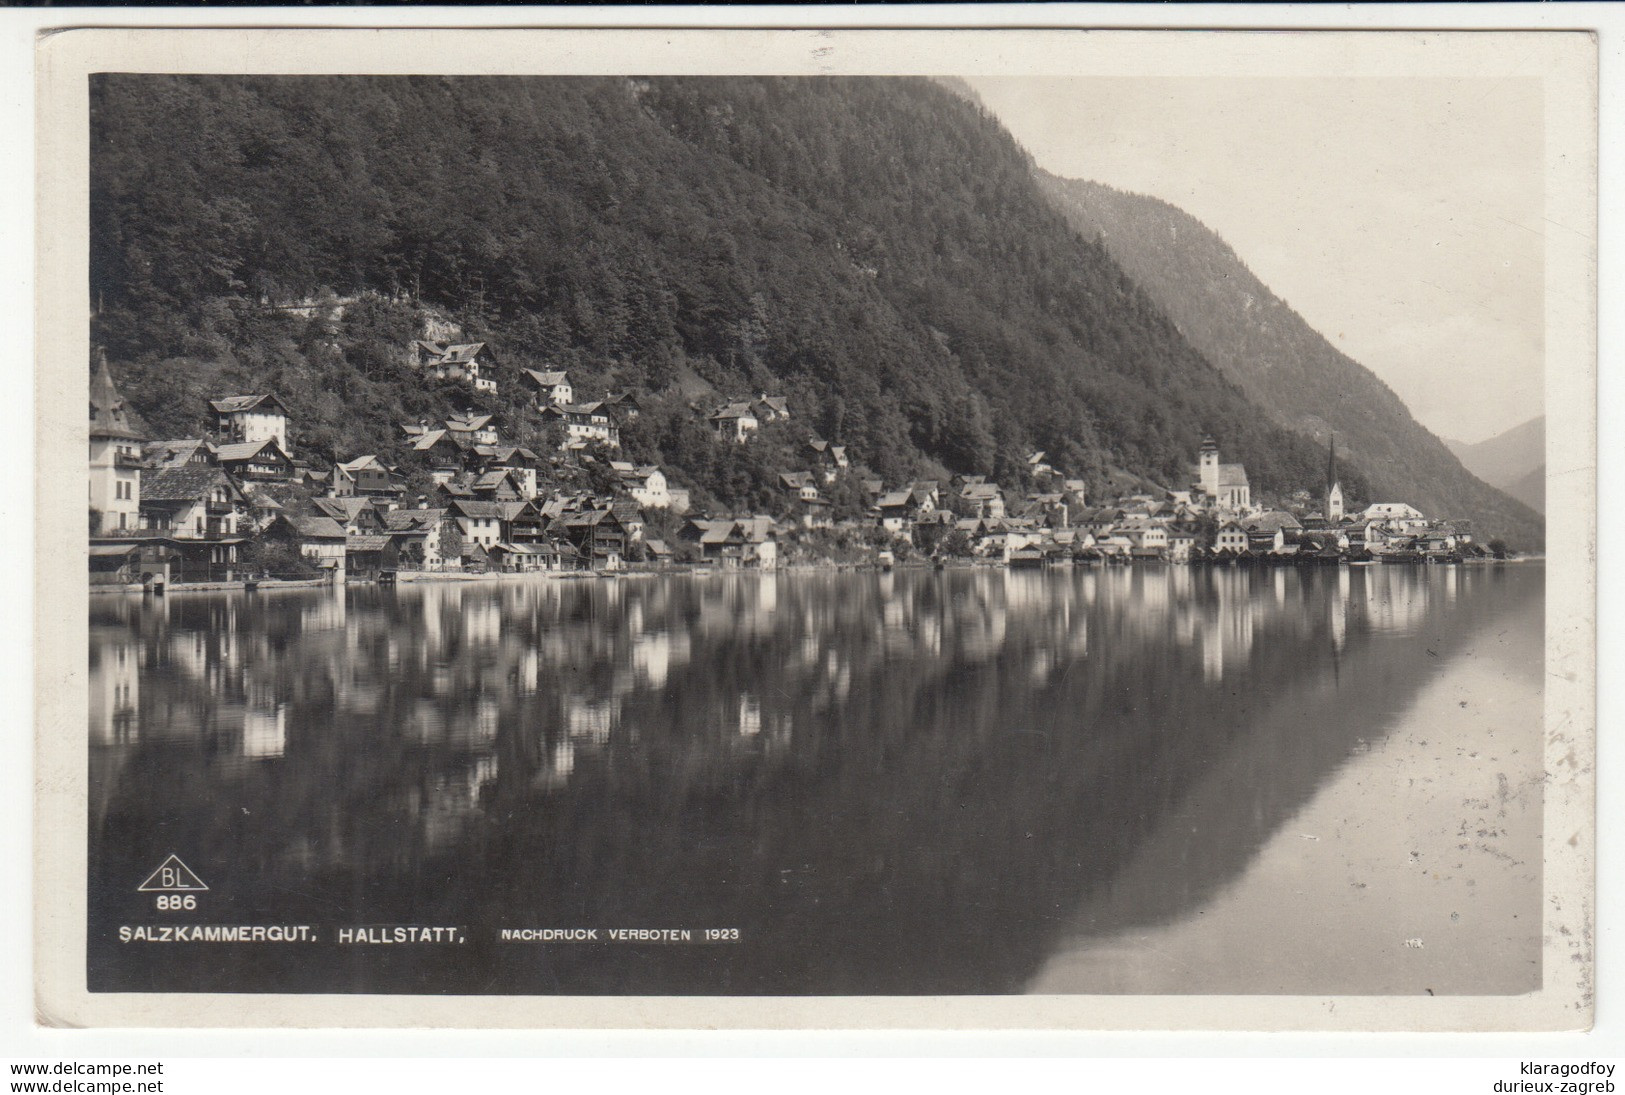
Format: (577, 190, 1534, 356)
(1447, 416, 1545, 514)
(90, 75, 1361, 511)
(1037, 174, 1543, 548)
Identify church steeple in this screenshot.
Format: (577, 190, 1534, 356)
(90, 346, 143, 441)
(1324, 434, 1344, 521)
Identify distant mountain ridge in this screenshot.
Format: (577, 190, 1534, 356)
(1447, 417, 1545, 514)
(1036, 174, 1544, 549)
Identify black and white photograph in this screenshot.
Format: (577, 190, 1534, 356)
(35, 25, 1597, 1030)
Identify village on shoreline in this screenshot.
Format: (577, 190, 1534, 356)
(89, 340, 1512, 594)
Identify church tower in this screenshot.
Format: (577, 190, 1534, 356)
(1199, 435, 1220, 498)
(89, 347, 145, 535)
(1324, 435, 1344, 521)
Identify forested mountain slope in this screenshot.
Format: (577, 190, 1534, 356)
(91, 75, 1378, 516)
(1037, 174, 1543, 548)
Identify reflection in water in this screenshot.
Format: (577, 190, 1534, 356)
(88, 565, 1543, 995)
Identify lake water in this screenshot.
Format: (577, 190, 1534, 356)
(87, 563, 1543, 995)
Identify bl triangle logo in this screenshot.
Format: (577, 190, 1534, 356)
(136, 855, 209, 892)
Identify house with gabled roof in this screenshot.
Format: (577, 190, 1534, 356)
(143, 439, 212, 472)
(329, 455, 404, 504)
(266, 513, 347, 579)
(541, 402, 619, 448)
(603, 391, 642, 422)
(778, 471, 831, 529)
(709, 402, 759, 442)
(1362, 502, 1428, 536)
(1213, 519, 1249, 554)
(520, 368, 572, 408)
(958, 481, 1006, 520)
(1167, 526, 1200, 563)
(383, 506, 455, 570)
(449, 498, 506, 549)
(752, 394, 790, 423)
(139, 465, 246, 541)
(618, 464, 670, 510)
(125, 465, 249, 582)
(1243, 510, 1303, 554)
(311, 496, 387, 537)
(552, 506, 629, 570)
(411, 340, 499, 393)
(806, 437, 849, 483)
(209, 393, 290, 452)
(1118, 516, 1169, 553)
(445, 412, 500, 446)
(679, 517, 777, 569)
(410, 429, 468, 483)
(471, 469, 524, 502)
(875, 490, 927, 539)
(488, 540, 563, 573)
(345, 534, 397, 579)
(470, 445, 541, 499)
(212, 437, 295, 482)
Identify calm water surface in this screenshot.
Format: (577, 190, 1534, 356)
(88, 564, 1543, 995)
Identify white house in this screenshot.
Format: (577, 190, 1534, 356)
(542, 403, 619, 448)
(1362, 503, 1427, 535)
(1213, 520, 1248, 553)
(413, 341, 499, 394)
(623, 466, 670, 510)
(521, 369, 573, 408)
(445, 413, 500, 446)
(209, 393, 290, 452)
(709, 402, 760, 442)
(450, 499, 504, 549)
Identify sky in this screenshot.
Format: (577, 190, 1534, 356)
(968, 76, 1545, 446)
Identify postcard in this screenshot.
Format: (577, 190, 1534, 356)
(34, 25, 1596, 1030)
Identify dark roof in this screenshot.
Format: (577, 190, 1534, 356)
(142, 465, 231, 503)
(564, 508, 618, 528)
(209, 394, 285, 415)
(384, 508, 446, 532)
(346, 535, 391, 552)
(1245, 511, 1303, 533)
(288, 515, 346, 539)
(451, 500, 505, 518)
(438, 342, 489, 364)
(142, 439, 209, 468)
(89, 353, 145, 440)
(312, 497, 375, 522)
(213, 439, 288, 463)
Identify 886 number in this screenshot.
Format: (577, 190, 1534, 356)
(155, 894, 196, 911)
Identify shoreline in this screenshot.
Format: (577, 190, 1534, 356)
(87, 554, 1541, 595)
